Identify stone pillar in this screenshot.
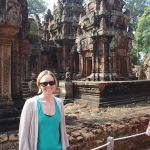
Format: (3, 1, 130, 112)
(92, 52, 95, 73)
(111, 52, 118, 79)
(0, 25, 19, 103)
(59, 81, 73, 104)
(57, 49, 61, 72)
(112, 52, 116, 73)
(38, 53, 41, 73)
(127, 52, 131, 74)
(62, 41, 69, 71)
(0, 45, 11, 101)
(79, 52, 83, 76)
(25, 56, 30, 78)
(19, 40, 29, 80)
(83, 57, 86, 77)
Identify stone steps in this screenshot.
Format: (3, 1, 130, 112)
(0, 117, 20, 132)
(0, 105, 20, 132)
(21, 80, 30, 98)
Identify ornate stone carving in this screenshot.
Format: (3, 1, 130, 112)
(44, 9, 53, 23)
(3, 46, 10, 97)
(106, 0, 114, 9)
(81, 38, 88, 51)
(117, 49, 126, 56)
(1, 2, 22, 26)
(89, 38, 94, 51)
(100, 0, 106, 12)
(100, 17, 107, 31)
(76, 26, 83, 36)
(0, 50, 2, 96)
(6, 0, 18, 11)
(33, 14, 43, 37)
(88, 2, 95, 12)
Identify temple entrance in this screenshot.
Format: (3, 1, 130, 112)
(86, 58, 92, 76)
(117, 57, 127, 76)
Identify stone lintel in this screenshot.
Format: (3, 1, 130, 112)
(0, 99, 14, 106)
(0, 25, 20, 45)
(19, 39, 29, 54)
(0, 25, 20, 36)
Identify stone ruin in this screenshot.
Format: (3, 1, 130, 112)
(0, 0, 150, 133)
(27, 0, 134, 81)
(0, 0, 29, 131)
(132, 52, 150, 80)
(143, 52, 150, 79)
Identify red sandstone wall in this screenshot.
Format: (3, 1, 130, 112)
(0, 114, 150, 150)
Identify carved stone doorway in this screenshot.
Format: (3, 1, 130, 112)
(117, 57, 127, 76)
(86, 58, 92, 76)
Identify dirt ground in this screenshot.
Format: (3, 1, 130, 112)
(64, 100, 150, 126)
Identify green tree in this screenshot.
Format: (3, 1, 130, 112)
(132, 6, 150, 64)
(30, 19, 38, 35)
(124, 0, 149, 28)
(27, 0, 48, 15)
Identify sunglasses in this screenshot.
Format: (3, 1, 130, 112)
(40, 81, 55, 87)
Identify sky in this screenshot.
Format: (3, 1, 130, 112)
(45, 0, 58, 11)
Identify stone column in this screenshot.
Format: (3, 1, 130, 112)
(38, 53, 41, 73)
(127, 52, 131, 74)
(25, 56, 30, 78)
(79, 52, 83, 76)
(56, 49, 61, 72)
(112, 52, 116, 73)
(19, 40, 29, 80)
(62, 41, 69, 71)
(92, 52, 95, 73)
(0, 25, 19, 103)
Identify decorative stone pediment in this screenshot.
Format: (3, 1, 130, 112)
(0, 25, 20, 45)
(88, 2, 95, 12)
(117, 49, 126, 56)
(50, 23, 57, 31)
(33, 14, 43, 37)
(80, 15, 95, 30)
(19, 39, 29, 54)
(0, 4, 22, 26)
(78, 37, 94, 52)
(49, 21, 60, 31)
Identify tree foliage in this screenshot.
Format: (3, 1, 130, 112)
(132, 6, 150, 64)
(30, 20, 38, 35)
(27, 0, 48, 15)
(134, 7, 150, 53)
(124, 0, 149, 28)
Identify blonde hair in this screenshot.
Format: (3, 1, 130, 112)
(36, 70, 58, 94)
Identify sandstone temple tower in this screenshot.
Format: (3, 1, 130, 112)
(41, 0, 133, 81)
(0, 0, 29, 131)
(75, 0, 133, 81)
(43, 0, 84, 77)
(0, 0, 29, 100)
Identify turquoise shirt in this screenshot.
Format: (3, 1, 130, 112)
(37, 96, 62, 150)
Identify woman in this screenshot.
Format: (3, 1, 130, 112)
(19, 70, 69, 150)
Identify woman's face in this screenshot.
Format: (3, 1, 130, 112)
(39, 74, 56, 95)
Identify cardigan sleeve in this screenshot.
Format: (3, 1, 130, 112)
(60, 99, 69, 149)
(19, 99, 32, 150)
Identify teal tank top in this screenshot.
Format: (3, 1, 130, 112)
(37, 96, 62, 150)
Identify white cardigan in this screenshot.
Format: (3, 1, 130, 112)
(19, 96, 69, 150)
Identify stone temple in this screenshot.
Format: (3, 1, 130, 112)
(0, 0, 150, 132)
(34, 0, 134, 81)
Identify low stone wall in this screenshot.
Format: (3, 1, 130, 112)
(73, 80, 150, 107)
(1, 114, 150, 150)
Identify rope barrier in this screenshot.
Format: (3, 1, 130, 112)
(115, 132, 146, 141)
(91, 131, 148, 150)
(91, 142, 110, 150)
